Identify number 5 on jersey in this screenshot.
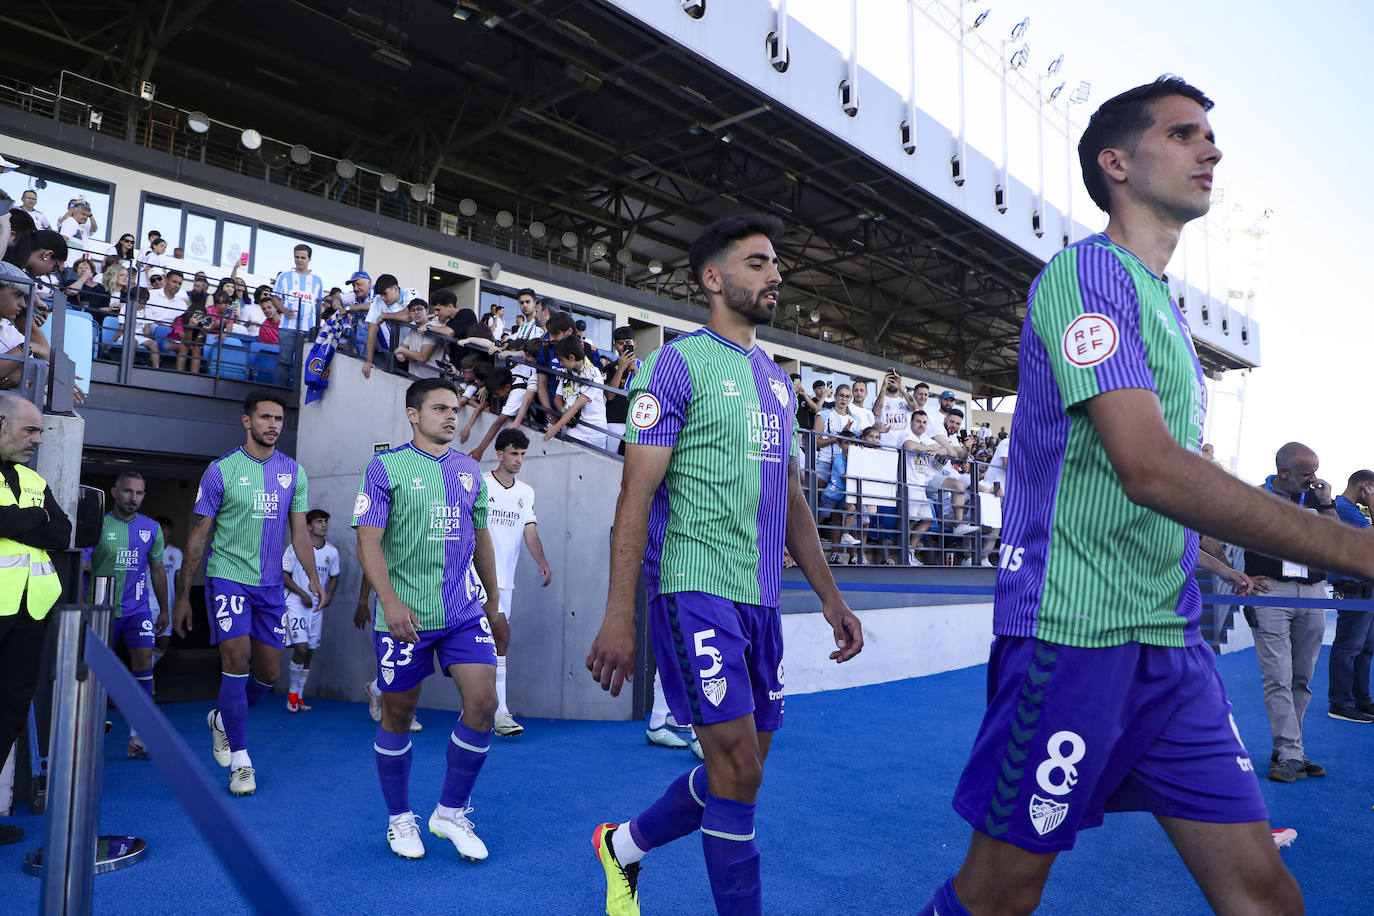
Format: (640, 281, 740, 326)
(694, 629, 723, 677)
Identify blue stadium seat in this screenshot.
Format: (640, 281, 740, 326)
(98, 314, 122, 356)
(214, 336, 252, 380)
(250, 341, 280, 383)
(62, 310, 94, 387)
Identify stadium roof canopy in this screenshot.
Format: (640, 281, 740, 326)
(4, 0, 1225, 395)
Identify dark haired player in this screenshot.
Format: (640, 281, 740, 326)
(354, 377, 507, 861)
(173, 390, 321, 796)
(587, 214, 864, 915)
(920, 77, 1374, 916)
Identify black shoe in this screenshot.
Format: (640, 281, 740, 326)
(0, 822, 23, 845)
(1358, 701, 1374, 717)
(1302, 757, 1326, 778)
(1328, 704, 1374, 723)
(1268, 759, 1307, 783)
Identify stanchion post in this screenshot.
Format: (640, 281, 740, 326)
(39, 575, 113, 916)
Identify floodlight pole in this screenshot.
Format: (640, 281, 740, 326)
(905, 0, 917, 153)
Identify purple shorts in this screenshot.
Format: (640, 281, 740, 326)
(952, 636, 1268, 854)
(373, 615, 497, 693)
(112, 604, 155, 651)
(650, 592, 785, 731)
(206, 578, 289, 648)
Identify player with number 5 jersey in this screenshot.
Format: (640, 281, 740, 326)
(173, 390, 321, 797)
(586, 215, 863, 916)
(353, 377, 506, 863)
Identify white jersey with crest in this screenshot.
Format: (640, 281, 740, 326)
(483, 473, 537, 589)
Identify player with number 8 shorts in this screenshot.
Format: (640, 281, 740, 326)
(354, 377, 507, 863)
(586, 215, 864, 916)
(916, 78, 1374, 916)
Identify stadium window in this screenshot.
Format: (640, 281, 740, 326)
(254, 226, 360, 290)
(3, 165, 114, 237)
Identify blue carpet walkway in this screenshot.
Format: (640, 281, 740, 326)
(2, 646, 1372, 914)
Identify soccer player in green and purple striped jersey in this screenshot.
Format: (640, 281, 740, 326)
(354, 377, 505, 862)
(173, 389, 321, 797)
(921, 77, 1374, 916)
(586, 214, 864, 916)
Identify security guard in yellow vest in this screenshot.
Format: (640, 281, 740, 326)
(0, 395, 71, 846)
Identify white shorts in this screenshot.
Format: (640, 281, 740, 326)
(287, 605, 322, 649)
(498, 586, 513, 619)
(906, 485, 936, 521)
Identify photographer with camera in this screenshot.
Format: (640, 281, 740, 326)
(602, 326, 640, 447)
(1242, 442, 1340, 783)
(1327, 470, 1374, 723)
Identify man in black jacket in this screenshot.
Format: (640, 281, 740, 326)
(0, 395, 72, 844)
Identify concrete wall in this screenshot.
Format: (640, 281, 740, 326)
(290, 354, 633, 721)
(35, 413, 85, 546)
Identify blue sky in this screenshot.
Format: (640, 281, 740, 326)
(792, 0, 1373, 485)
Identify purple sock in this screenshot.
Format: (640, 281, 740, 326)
(131, 667, 154, 702)
(701, 794, 761, 916)
(374, 726, 412, 816)
(438, 721, 491, 809)
(918, 878, 971, 916)
(219, 673, 249, 752)
(629, 764, 707, 851)
(245, 676, 273, 707)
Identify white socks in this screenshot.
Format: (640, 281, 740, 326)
(648, 671, 670, 729)
(495, 656, 508, 715)
(230, 749, 252, 769)
(367, 679, 382, 698)
(289, 661, 307, 696)
(611, 821, 646, 865)
(433, 803, 460, 820)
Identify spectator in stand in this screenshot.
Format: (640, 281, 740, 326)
(5, 227, 67, 279)
(145, 268, 188, 339)
(602, 327, 640, 446)
(189, 271, 209, 299)
(934, 390, 962, 432)
(872, 369, 915, 447)
(172, 247, 184, 259)
(0, 264, 52, 390)
(897, 411, 942, 563)
(361, 273, 418, 378)
(465, 339, 540, 461)
(258, 298, 282, 344)
(574, 319, 607, 371)
(907, 382, 937, 432)
(1327, 470, 1374, 723)
(927, 407, 978, 541)
(848, 379, 876, 432)
(484, 304, 506, 339)
(18, 190, 50, 230)
(338, 270, 374, 337)
(63, 257, 108, 311)
(106, 233, 136, 262)
(417, 288, 474, 369)
(792, 373, 820, 434)
(273, 244, 324, 384)
(140, 237, 169, 284)
(109, 288, 160, 368)
(533, 311, 578, 418)
(100, 263, 129, 315)
(819, 426, 862, 565)
(172, 293, 214, 373)
(393, 299, 442, 379)
(57, 199, 97, 241)
(542, 336, 608, 450)
(814, 384, 858, 490)
(508, 289, 542, 341)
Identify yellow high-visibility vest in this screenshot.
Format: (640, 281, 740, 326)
(0, 462, 62, 618)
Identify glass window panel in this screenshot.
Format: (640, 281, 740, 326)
(182, 212, 217, 267)
(220, 221, 252, 271)
(253, 226, 359, 291)
(139, 198, 183, 252)
(2, 168, 112, 242)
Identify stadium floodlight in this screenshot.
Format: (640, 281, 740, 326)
(289, 144, 311, 166)
(1011, 16, 1028, 39)
(647, 259, 663, 275)
(1070, 81, 1091, 104)
(240, 129, 262, 151)
(1047, 54, 1064, 75)
(1010, 44, 1029, 70)
(528, 220, 547, 240)
(458, 198, 478, 217)
(187, 111, 211, 134)
(972, 9, 990, 29)
(335, 159, 357, 179)
(410, 182, 429, 203)
(615, 248, 633, 266)
(1048, 81, 1064, 101)
(451, 3, 472, 19)
(561, 231, 579, 250)
(590, 240, 608, 259)
(809, 309, 821, 323)
(379, 173, 400, 193)
(495, 209, 514, 229)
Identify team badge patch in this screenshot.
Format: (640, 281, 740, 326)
(703, 676, 728, 707)
(138, 530, 150, 543)
(1029, 794, 1069, 835)
(1062, 313, 1119, 367)
(219, 617, 232, 633)
(381, 667, 395, 686)
(353, 492, 371, 517)
(277, 473, 293, 488)
(769, 378, 789, 406)
(459, 472, 474, 491)
(630, 393, 661, 429)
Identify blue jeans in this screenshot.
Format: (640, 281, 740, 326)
(1328, 607, 1374, 707)
(275, 329, 299, 386)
